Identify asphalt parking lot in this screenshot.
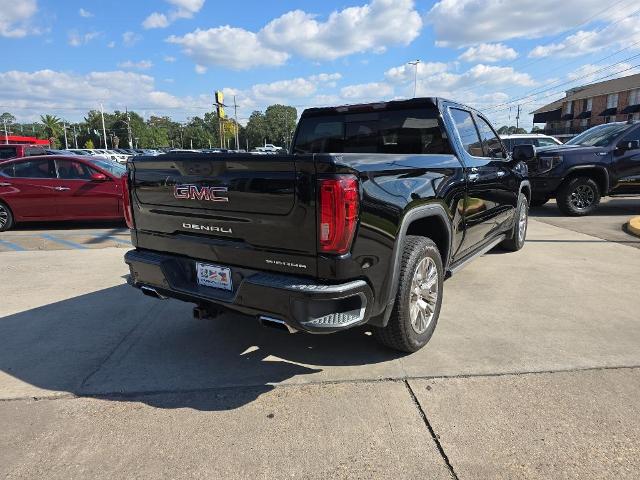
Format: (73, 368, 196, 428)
(1, 203, 639, 479)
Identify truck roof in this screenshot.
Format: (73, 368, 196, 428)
(300, 97, 480, 118)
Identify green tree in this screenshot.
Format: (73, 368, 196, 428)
(264, 104, 297, 148)
(531, 125, 543, 133)
(245, 111, 266, 149)
(84, 138, 95, 149)
(40, 114, 63, 147)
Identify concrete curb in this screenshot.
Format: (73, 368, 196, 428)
(627, 216, 640, 238)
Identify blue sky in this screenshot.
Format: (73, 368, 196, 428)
(1, 0, 639, 127)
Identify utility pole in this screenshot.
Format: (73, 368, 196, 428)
(63, 122, 68, 149)
(126, 108, 133, 148)
(73, 124, 78, 148)
(408, 60, 420, 98)
(233, 95, 239, 150)
(100, 103, 108, 149)
(2, 118, 8, 144)
(516, 104, 521, 130)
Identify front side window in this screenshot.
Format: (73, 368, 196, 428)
(10, 159, 56, 178)
(475, 116, 504, 158)
(55, 159, 96, 180)
(538, 137, 560, 146)
(449, 108, 483, 157)
(566, 123, 630, 147)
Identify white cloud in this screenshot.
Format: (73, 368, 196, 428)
(167, 27, 290, 70)
(78, 8, 93, 18)
(340, 82, 393, 100)
(0, 0, 38, 37)
(0, 70, 191, 119)
(107, 41, 115, 48)
(459, 43, 518, 63)
(142, 12, 169, 29)
(529, 13, 640, 58)
(194, 64, 207, 74)
(385, 62, 449, 83)
(118, 60, 154, 70)
(566, 63, 640, 83)
(427, 0, 607, 47)
(122, 31, 141, 47)
(163, 55, 176, 63)
(143, 0, 205, 29)
(382, 62, 534, 107)
(68, 30, 101, 47)
(168, 0, 422, 69)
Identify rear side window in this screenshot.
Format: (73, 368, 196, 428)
(0, 147, 17, 159)
(25, 147, 46, 156)
(449, 108, 483, 157)
(9, 159, 56, 178)
(537, 137, 559, 147)
(294, 108, 453, 155)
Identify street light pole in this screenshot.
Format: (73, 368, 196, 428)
(63, 122, 68, 149)
(100, 103, 108, 149)
(408, 60, 420, 98)
(2, 118, 8, 144)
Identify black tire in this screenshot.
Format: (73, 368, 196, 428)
(373, 236, 443, 353)
(530, 197, 549, 207)
(501, 193, 528, 252)
(0, 201, 14, 232)
(557, 176, 600, 216)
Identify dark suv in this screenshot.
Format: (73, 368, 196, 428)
(527, 121, 640, 215)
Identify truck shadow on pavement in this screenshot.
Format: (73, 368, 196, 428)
(0, 285, 403, 411)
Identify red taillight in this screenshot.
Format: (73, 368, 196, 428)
(122, 174, 134, 229)
(318, 176, 359, 254)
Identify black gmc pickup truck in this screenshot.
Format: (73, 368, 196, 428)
(124, 98, 531, 352)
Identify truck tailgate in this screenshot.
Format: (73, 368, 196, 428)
(129, 153, 317, 276)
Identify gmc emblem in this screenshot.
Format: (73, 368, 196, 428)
(174, 184, 229, 202)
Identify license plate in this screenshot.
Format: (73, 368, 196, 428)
(196, 262, 232, 291)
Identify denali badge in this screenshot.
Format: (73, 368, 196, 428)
(174, 184, 229, 202)
(183, 223, 232, 234)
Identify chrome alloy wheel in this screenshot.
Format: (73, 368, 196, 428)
(518, 202, 528, 243)
(409, 256, 439, 334)
(0, 204, 8, 229)
(570, 184, 595, 210)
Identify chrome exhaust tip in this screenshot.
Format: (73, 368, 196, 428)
(140, 285, 167, 300)
(258, 316, 298, 334)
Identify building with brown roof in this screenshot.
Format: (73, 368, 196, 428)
(531, 73, 640, 140)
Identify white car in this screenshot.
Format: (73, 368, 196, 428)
(500, 134, 562, 151)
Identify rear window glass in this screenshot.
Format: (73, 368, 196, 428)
(25, 147, 46, 156)
(0, 147, 17, 159)
(294, 108, 453, 155)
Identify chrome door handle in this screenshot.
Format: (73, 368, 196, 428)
(54, 186, 70, 191)
(0, 182, 11, 186)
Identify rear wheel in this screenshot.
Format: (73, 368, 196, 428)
(0, 202, 14, 232)
(557, 176, 600, 216)
(373, 236, 443, 353)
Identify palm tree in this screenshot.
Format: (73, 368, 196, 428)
(40, 114, 62, 138)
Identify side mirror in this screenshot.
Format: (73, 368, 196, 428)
(617, 140, 640, 152)
(90, 172, 108, 181)
(512, 144, 536, 162)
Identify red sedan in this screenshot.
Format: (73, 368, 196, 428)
(0, 155, 126, 231)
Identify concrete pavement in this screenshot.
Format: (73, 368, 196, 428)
(1, 219, 639, 478)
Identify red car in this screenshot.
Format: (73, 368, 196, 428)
(0, 144, 47, 161)
(0, 155, 126, 231)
